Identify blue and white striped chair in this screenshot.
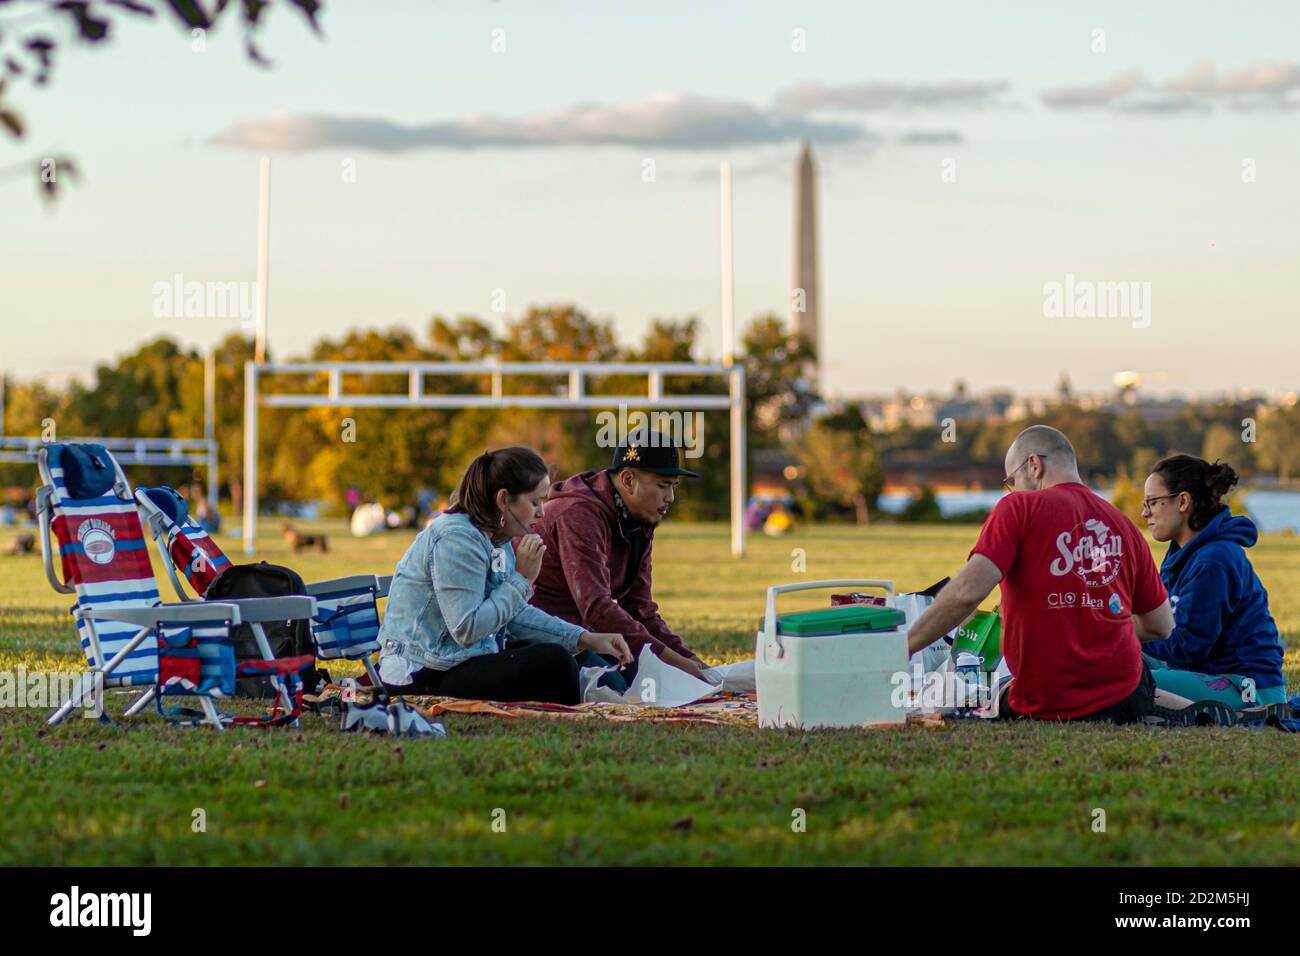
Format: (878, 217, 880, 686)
(37, 442, 316, 730)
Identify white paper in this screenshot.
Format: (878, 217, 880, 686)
(580, 645, 723, 707)
(578, 664, 626, 704)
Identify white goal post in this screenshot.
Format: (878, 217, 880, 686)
(242, 359, 747, 557)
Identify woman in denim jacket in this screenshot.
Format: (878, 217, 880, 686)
(376, 447, 631, 703)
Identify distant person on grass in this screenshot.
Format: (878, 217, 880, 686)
(905, 425, 1178, 723)
(527, 432, 711, 693)
(373, 447, 631, 704)
(1139, 454, 1287, 713)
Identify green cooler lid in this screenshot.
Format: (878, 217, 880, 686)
(766, 604, 905, 637)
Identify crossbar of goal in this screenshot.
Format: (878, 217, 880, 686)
(0, 436, 218, 506)
(242, 360, 747, 557)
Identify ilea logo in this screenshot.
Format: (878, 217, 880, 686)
(77, 518, 116, 565)
(1049, 517, 1122, 587)
(50, 886, 151, 936)
(1047, 592, 1077, 608)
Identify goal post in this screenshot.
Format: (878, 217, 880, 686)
(242, 359, 747, 556)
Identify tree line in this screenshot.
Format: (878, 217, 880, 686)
(3, 305, 1298, 522)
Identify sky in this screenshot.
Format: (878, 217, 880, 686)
(2, 0, 1298, 401)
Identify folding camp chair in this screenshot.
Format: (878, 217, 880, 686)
(37, 443, 317, 730)
(135, 486, 389, 692)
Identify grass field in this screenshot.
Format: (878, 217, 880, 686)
(2, 519, 1299, 865)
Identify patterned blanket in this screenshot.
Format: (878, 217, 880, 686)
(306, 684, 947, 729)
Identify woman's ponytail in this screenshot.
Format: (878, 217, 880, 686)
(446, 447, 548, 534)
(1207, 460, 1239, 502)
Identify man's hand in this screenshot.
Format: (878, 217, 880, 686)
(514, 534, 546, 584)
(658, 646, 711, 682)
(578, 631, 633, 665)
(907, 554, 1003, 655)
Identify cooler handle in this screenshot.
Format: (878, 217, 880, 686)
(761, 579, 896, 661)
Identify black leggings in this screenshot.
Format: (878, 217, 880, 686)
(384, 643, 580, 705)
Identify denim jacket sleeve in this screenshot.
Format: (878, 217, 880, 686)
(507, 602, 584, 651)
(431, 522, 533, 648)
(492, 539, 582, 650)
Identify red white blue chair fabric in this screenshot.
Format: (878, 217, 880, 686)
(134, 486, 231, 598)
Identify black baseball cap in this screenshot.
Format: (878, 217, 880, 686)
(609, 431, 700, 479)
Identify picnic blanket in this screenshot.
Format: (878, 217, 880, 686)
(306, 683, 948, 729)
(309, 682, 761, 725)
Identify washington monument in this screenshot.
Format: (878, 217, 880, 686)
(790, 141, 820, 390)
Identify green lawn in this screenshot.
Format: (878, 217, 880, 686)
(2, 519, 1299, 865)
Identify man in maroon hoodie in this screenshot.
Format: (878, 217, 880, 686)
(529, 433, 710, 687)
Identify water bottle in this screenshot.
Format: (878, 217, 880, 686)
(954, 652, 984, 713)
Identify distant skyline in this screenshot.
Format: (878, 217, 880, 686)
(3, 1, 1298, 399)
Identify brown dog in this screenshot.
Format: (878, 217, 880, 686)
(282, 523, 329, 554)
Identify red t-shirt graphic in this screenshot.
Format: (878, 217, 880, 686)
(970, 482, 1166, 719)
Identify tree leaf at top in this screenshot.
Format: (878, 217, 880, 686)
(165, 0, 211, 29)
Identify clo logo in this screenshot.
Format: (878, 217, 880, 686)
(77, 518, 117, 565)
(1049, 517, 1122, 588)
(1048, 592, 1077, 608)
(1108, 594, 1123, 615)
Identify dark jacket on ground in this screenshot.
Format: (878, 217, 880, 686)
(527, 469, 698, 661)
(1144, 507, 1285, 688)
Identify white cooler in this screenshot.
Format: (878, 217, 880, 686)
(755, 579, 910, 729)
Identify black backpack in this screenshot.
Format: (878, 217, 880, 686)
(206, 562, 319, 699)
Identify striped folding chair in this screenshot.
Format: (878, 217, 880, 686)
(134, 486, 231, 599)
(136, 486, 388, 692)
(306, 575, 386, 692)
(38, 443, 316, 730)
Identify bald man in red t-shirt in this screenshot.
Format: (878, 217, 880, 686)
(906, 426, 1174, 722)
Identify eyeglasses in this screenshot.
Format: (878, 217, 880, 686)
(1002, 454, 1046, 491)
(1141, 493, 1179, 514)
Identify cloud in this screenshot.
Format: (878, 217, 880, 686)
(772, 79, 1008, 113)
(1042, 60, 1300, 112)
(211, 92, 866, 154)
(1115, 95, 1210, 115)
(1171, 58, 1300, 96)
(1041, 70, 1143, 108)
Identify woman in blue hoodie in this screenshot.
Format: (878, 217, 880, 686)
(1140, 454, 1287, 713)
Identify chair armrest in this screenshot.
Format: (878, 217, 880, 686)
(305, 574, 382, 598)
(36, 485, 75, 595)
(222, 595, 318, 622)
(75, 602, 243, 628)
(377, 576, 393, 599)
